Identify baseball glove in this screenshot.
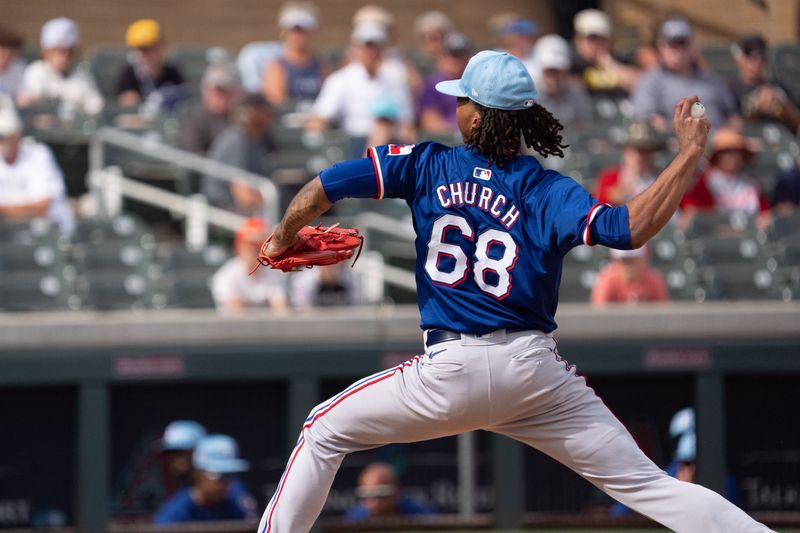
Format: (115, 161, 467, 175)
(254, 224, 364, 272)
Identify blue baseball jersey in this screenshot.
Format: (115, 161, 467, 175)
(320, 142, 632, 334)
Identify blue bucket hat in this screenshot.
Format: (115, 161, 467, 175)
(161, 420, 207, 451)
(193, 434, 250, 474)
(435, 50, 538, 111)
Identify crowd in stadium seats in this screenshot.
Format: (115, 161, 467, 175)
(0, 3, 798, 313)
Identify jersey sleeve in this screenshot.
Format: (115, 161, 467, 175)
(541, 174, 632, 253)
(367, 143, 420, 200)
(318, 157, 379, 201)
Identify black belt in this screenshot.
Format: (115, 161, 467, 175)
(425, 328, 528, 348)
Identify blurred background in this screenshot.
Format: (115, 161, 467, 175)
(0, 0, 798, 532)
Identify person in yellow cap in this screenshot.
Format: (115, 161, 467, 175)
(115, 19, 185, 110)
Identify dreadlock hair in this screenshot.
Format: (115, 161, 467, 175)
(464, 100, 568, 166)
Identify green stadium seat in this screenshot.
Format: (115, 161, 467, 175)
(693, 236, 762, 266)
(700, 44, 738, 85)
(775, 235, 800, 267)
(168, 46, 231, 98)
(558, 265, 597, 303)
(0, 271, 79, 312)
(564, 245, 609, 269)
(79, 270, 164, 311)
(73, 242, 155, 272)
(0, 219, 64, 246)
(161, 244, 229, 274)
(699, 263, 789, 301)
(162, 271, 215, 309)
(681, 211, 756, 241)
(0, 242, 69, 273)
(88, 46, 131, 99)
(771, 212, 800, 241)
(72, 215, 157, 250)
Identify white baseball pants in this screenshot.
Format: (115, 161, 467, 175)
(257, 329, 774, 533)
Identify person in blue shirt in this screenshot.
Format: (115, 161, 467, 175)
(154, 434, 253, 524)
(344, 462, 435, 520)
(256, 50, 772, 533)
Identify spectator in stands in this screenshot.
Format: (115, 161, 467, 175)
(353, 5, 422, 96)
(417, 32, 472, 136)
(180, 63, 240, 156)
(262, 2, 324, 107)
(497, 17, 539, 77)
(533, 34, 592, 134)
(17, 18, 103, 116)
(681, 129, 770, 220)
(0, 26, 25, 98)
(345, 462, 435, 521)
(595, 121, 665, 206)
(570, 9, 639, 97)
(154, 434, 254, 524)
(211, 217, 288, 313)
(307, 21, 414, 147)
(0, 106, 74, 234)
(116, 19, 186, 111)
(204, 93, 276, 215)
(729, 34, 800, 133)
(772, 163, 800, 213)
(413, 11, 455, 68)
(290, 262, 363, 310)
(632, 18, 739, 131)
(591, 246, 669, 306)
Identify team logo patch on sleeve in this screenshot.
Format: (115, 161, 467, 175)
(387, 144, 415, 156)
(473, 167, 492, 180)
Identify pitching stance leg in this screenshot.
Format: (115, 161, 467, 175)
(489, 344, 774, 533)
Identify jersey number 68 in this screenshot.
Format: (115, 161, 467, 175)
(425, 214, 519, 299)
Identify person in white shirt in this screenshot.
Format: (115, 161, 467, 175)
(0, 106, 74, 233)
(307, 22, 414, 145)
(211, 217, 289, 313)
(17, 17, 103, 116)
(0, 26, 26, 98)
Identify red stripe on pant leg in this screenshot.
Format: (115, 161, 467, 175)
(265, 438, 305, 533)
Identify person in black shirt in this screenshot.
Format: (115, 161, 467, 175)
(729, 34, 800, 132)
(116, 19, 186, 111)
(773, 165, 800, 213)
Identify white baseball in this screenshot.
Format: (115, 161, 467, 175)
(690, 102, 706, 118)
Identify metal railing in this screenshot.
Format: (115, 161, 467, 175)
(87, 127, 418, 294)
(89, 126, 280, 227)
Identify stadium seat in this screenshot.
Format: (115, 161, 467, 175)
(681, 211, 755, 241)
(0, 242, 68, 273)
(72, 215, 157, 250)
(168, 46, 231, 97)
(771, 212, 800, 241)
(0, 218, 63, 246)
(73, 242, 155, 272)
(161, 271, 215, 309)
(161, 244, 229, 273)
(772, 43, 800, 103)
(559, 265, 597, 303)
(88, 46, 131, 99)
(693, 236, 762, 266)
(700, 44, 738, 85)
(564, 245, 609, 269)
(80, 270, 164, 311)
(0, 271, 79, 312)
(775, 235, 800, 267)
(699, 264, 789, 301)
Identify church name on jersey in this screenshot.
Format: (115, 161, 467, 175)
(435, 181, 521, 230)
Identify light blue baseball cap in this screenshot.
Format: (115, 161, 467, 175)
(162, 420, 207, 451)
(435, 50, 538, 111)
(669, 407, 695, 438)
(193, 434, 250, 474)
(674, 432, 696, 462)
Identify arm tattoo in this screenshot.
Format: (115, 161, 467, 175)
(272, 177, 332, 248)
